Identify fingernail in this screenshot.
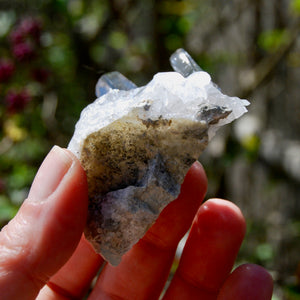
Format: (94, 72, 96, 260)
(28, 146, 74, 202)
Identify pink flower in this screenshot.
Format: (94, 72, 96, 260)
(12, 42, 36, 62)
(9, 29, 26, 44)
(19, 17, 42, 42)
(20, 17, 42, 39)
(0, 60, 15, 82)
(9, 17, 42, 48)
(5, 90, 31, 113)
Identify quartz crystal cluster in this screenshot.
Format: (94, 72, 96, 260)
(68, 49, 249, 265)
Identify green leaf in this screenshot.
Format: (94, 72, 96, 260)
(164, 34, 183, 51)
(0, 195, 18, 224)
(109, 31, 128, 50)
(177, 16, 193, 34)
(7, 164, 36, 190)
(290, 0, 300, 15)
(258, 29, 290, 53)
(255, 243, 274, 262)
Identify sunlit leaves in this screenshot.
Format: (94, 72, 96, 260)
(164, 33, 183, 51)
(7, 164, 36, 190)
(177, 16, 193, 35)
(290, 0, 300, 15)
(258, 29, 290, 53)
(156, 1, 197, 52)
(67, 0, 84, 18)
(0, 195, 18, 225)
(158, 0, 195, 16)
(255, 243, 274, 263)
(109, 30, 128, 50)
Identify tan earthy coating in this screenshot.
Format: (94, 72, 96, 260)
(80, 114, 209, 259)
(80, 115, 208, 202)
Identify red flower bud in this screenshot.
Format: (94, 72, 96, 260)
(12, 42, 36, 62)
(5, 90, 31, 113)
(9, 29, 26, 44)
(19, 17, 42, 42)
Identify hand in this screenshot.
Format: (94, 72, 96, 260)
(0, 146, 273, 300)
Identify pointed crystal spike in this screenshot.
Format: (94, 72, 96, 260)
(95, 71, 137, 97)
(170, 48, 202, 77)
(170, 48, 221, 90)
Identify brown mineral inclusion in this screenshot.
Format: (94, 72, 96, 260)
(81, 116, 208, 198)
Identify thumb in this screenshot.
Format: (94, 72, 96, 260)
(0, 146, 88, 300)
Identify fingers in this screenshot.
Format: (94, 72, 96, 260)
(0, 146, 88, 300)
(163, 199, 246, 300)
(88, 161, 208, 300)
(217, 264, 273, 300)
(37, 235, 104, 299)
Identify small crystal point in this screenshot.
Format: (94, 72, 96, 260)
(170, 48, 202, 77)
(95, 71, 137, 97)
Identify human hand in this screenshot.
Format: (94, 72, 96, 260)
(0, 146, 273, 300)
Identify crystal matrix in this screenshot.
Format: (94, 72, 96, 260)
(68, 54, 249, 265)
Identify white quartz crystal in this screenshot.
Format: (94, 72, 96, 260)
(68, 64, 249, 266)
(68, 71, 249, 157)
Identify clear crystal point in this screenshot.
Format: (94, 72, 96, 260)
(170, 48, 202, 77)
(95, 71, 137, 97)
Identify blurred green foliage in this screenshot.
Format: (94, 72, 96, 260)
(291, 0, 300, 15)
(258, 29, 290, 53)
(284, 286, 300, 300)
(0, 1, 300, 299)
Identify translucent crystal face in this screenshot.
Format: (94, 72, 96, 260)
(68, 71, 248, 158)
(68, 49, 249, 265)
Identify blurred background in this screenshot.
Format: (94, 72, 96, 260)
(0, 0, 299, 299)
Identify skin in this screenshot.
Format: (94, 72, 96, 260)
(0, 146, 273, 300)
